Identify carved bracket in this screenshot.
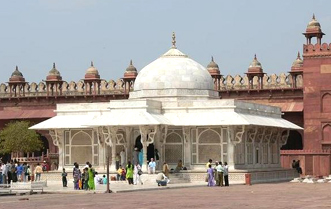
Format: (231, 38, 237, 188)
(263, 128, 273, 143)
(255, 127, 266, 144)
(102, 126, 118, 147)
(279, 129, 290, 145)
(93, 127, 104, 146)
(246, 126, 258, 144)
(228, 125, 245, 145)
(49, 129, 63, 147)
(139, 125, 158, 145)
(160, 125, 168, 147)
(182, 127, 190, 144)
(270, 128, 281, 144)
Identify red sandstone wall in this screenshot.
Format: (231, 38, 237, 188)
(303, 47, 331, 150)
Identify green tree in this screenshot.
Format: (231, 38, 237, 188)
(0, 121, 43, 154)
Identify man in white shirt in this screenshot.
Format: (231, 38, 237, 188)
(148, 158, 156, 174)
(214, 161, 224, 186)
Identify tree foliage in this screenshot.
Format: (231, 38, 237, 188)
(0, 121, 43, 154)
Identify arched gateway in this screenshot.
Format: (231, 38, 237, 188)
(31, 33, 301, 183)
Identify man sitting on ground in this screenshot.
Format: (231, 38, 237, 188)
(156, 172, 169, 186)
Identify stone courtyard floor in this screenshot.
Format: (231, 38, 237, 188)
(1, 182, 331, 209)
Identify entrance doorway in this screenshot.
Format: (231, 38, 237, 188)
(134, 135, 154, 162)
(281, 130, 303, 150)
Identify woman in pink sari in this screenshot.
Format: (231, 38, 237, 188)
(207, 164, 215, 186)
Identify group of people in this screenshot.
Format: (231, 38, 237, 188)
(116, 161, 143, 185)
(206, 159, 229, 187)
(0, 160, 49, 184)
(63, 162, 97, 190)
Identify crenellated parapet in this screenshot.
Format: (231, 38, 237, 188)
(303, 43, 331, 57)
(0, 78, 125, 98)
(217, 72, 302, 91)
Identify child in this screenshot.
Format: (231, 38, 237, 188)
(62, 168, 67, 187)
(102, 175, 107, 185)
(117, 167, 123, 181)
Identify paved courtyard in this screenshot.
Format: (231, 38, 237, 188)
(1, 182, 331, 209)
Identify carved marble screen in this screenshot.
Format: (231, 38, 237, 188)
(64, 130, 99, 166)
(192, 127, 227, 164)
(164, 130, 183, 164)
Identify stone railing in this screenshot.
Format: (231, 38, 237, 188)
(0, 73, 302, 98)
(218, 73, 302, 91)
(0, 79, 125, 98)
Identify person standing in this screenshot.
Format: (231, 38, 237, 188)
(16, 163, 23, 182)
(207, 164, 215, 187)
(72, 163, 81, 190)
(83, 168, 89, 190)
(134, 162, 143, 185)
(132, 147, 139, 166)
(115, 153, 120, 170)
(162, 162, 170, 177)
(126, 161, 134, 185)
(34, 163, 42, 181)
(148, 158, 156, 174)
(6, 161, 12, 183)
(206, 159, 212, 169)
(1, 162, 7, 184)
(138, 149, 143, 167)
(88, 164, 95, 190)
(62, 168, 67, 187)
(23, 163, 28, 182)
(214, 161, 224, 186)
(224, 162, 229, 186)
(120, 149, 126, 168)
(0, 163, 2, 185)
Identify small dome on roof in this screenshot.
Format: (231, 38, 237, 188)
(247, 54, 264, 74)
(307, 14, 321, 29)
(249, 54, 262, 69)
(48, 63, 61, 76)
(207, 56, 219, 70)
(11, 66, 23, 77)
(86, 61, 99, 75)
(292, 52, 303, 68)
(126, 60, 137, 72)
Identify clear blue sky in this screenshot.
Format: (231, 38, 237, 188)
(0, 0, 330, 84)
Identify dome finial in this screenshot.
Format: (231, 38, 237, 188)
(172, 32, 176, 49)
(53, 62, 56, 68)
(130, 59, 133, 65)
(211, 56, 214, 62)
(254, 54, 257, 60)
(312, 13, 315, 20)
(297, 51, 301, 59)
(15, 65, 18, 71)
(91, 61, 94, 67)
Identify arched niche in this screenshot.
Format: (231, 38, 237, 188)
(165, 132, 183, 164)
(322, 93, 331, 112)
(322, 124, 331, 142)
(281, 130, 303, 150)
(71, 131, 92, 165)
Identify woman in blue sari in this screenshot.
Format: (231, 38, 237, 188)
(207, 164, 215, 187)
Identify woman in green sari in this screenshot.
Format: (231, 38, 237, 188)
(88, 164, 95, 190)
(126, 161, 134, 185)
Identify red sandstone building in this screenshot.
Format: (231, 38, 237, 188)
(0, 15, 330, 176)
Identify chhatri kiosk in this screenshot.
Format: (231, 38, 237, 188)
(31, 34, 301, 183)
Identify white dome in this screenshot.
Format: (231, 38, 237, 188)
(134, 48, 214, 91)
(130, 47, 217, 101)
